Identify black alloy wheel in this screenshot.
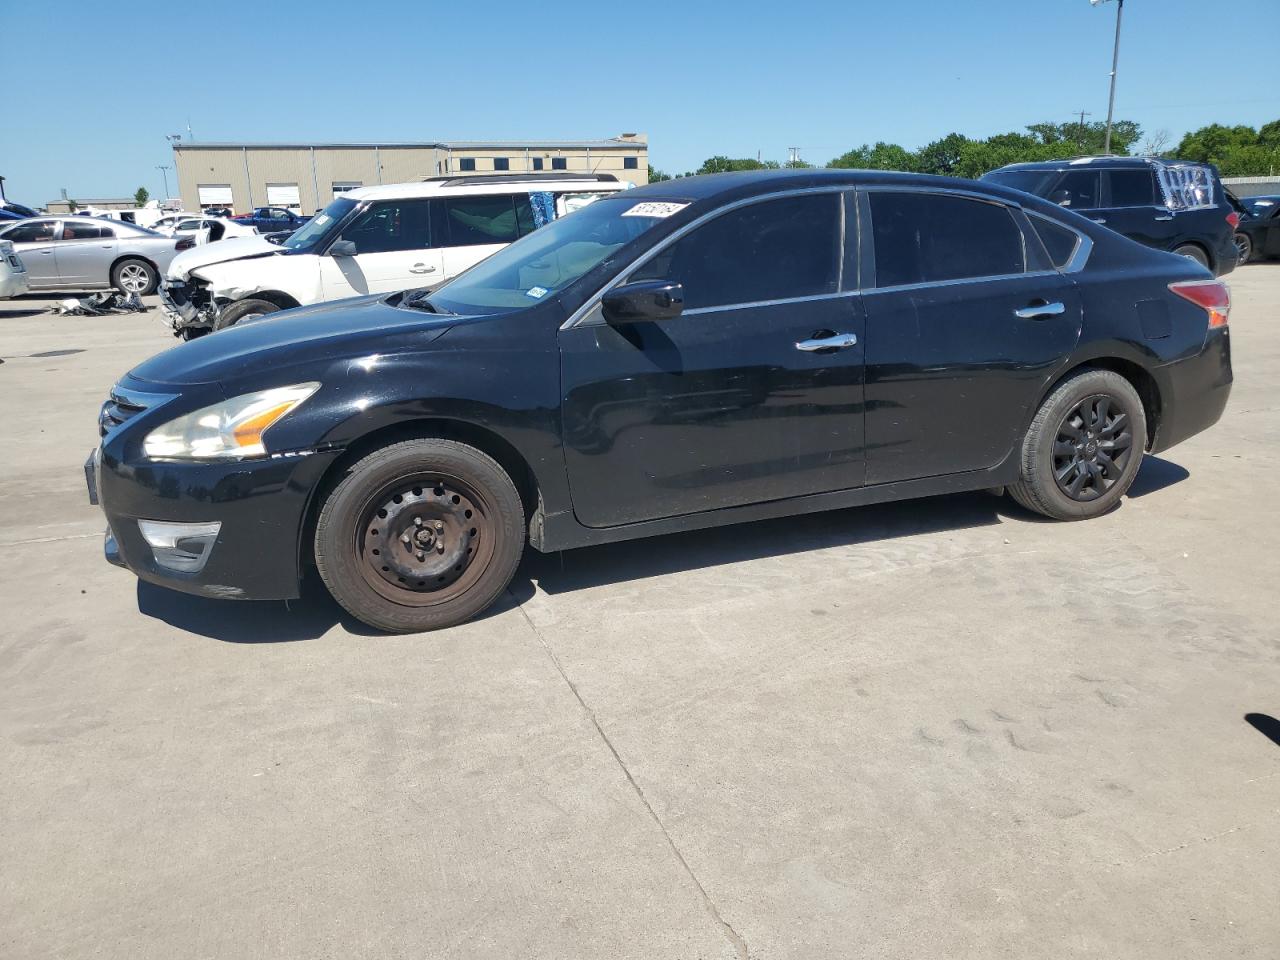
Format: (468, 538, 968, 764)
(1051, 395, 1135, 502)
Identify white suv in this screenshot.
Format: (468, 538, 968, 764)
(159, 174, 627, 337)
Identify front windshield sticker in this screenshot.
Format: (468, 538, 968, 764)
(525, 286, 549, 299)
(311, 214, 333, 227)
(621, 202, 688, 219)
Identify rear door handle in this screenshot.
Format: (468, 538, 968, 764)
(1089, 217, 1107, 225)
(409, 263, 437, 275)
(1154, 215, 1174, 222)
(796, 333, 857, 352)
(1014, 301, 1066, 320)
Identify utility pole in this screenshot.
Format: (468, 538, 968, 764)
(787, 146, 803, 166)
(1075, 110, 1092, 151)
(157, 166, 171, 200)
(1091, 0, 1125, 155)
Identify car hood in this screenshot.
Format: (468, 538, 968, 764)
(165, 235, 284, 280)
(126, 295, 458, 388)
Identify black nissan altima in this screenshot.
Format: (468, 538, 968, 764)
(88, 170, 1233, 632)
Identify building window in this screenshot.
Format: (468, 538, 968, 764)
(623, 157, 639, 170)
(551, 157, 567, 170)
(531, 157, 544, 171)
(493, 157, 510, 171)
(332, 181, 362, 199)
(458, 158, 476, 172)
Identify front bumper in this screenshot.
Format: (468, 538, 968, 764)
(159, 278, 217, 333)
(90, 443, 340, 600)
(1150, 327, 1233, 454)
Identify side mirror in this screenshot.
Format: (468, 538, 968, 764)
(328, 239, 357, 257)
(601, 280, 684, 325)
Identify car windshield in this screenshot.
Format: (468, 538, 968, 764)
(282, 198, 355, 253)
(423, 196, 675, 315)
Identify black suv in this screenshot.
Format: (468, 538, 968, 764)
(982, 157, 1238, 276)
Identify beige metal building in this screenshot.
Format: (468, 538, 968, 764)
(173, 134, 648, 214)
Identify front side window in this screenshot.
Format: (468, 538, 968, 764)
(1107, 169, 1156, 208)
(1048, 170, 1101, 210)
(869, 192, 1024, 287)
(336, 199, 433, 254)
(2, 221, 57, 243)
(61, 221, 112, 240)
(631, 193, 841, 310)
(440, 196, 522, 246)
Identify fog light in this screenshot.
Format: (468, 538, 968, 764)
(137, 520, 221, 573)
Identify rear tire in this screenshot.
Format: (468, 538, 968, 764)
(214, 297, 280, 331)
(1009, 369, 1146, 521)
(111, 258, 157, 295)
(1172, 243, 1210, 270)
(314, 439, 526, 633)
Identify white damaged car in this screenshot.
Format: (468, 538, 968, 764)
(159, 173, 627, 338)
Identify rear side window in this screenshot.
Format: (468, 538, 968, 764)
(1048, 171, 1101, 210)
(1107, 169, 1156, 208)
(630, 192, 841, 310)
(1029, 214, 1081, 270)
(337, 199, 433, 254)
(441, 196, 522, 246)
(62, 222, 112, 240)
(869, 192, 1024, 287)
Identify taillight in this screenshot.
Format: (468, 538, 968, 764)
(175, 237, 195, 251)
(1226, 211, 1241, 229)
(1169, 279, 1230, 328)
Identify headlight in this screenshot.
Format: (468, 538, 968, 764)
(143, 383, 320, 460)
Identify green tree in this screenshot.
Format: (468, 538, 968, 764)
(915, 133, 973, 176)
(134, 186, 150, 206)
(1174, 121, 1280, 175)
(696, 156, 780, 175)
(828, 142, 917, 171)
(647, 165, 672, 183)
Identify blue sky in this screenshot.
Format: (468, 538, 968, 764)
(4, 0, 1275, 206)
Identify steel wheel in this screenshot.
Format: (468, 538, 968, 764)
(117, 263, 150, 292)
(1052, 395, 1135, 502)
(354, 472, 496, 607)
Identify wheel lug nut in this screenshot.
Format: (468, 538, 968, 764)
(400, 533, 411, 544)
(417, 552, 425, 561)
(414, 516, 423, 526)
(437, 544, 445, 553)
(434, 521, 444, 532)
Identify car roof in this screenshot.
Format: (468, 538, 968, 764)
(987, 156, 1210, 174)
(614, 168, 1040, 209)
(345, 176, 628, 202)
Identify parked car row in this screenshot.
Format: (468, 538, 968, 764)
(0, 217, 190, 294)
(158, 173, 628, 337)
(89, 167, 1233, 633)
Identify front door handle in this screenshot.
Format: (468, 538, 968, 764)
(1089, 217, 1107, 225)
(796, 332, 858, 352)
(409, 263, 437, 275)
(1014, 301, 1066, 320)
(1154, 214, 1174, 222)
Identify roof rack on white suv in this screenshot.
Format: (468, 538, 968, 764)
(421, 173, 620, 187)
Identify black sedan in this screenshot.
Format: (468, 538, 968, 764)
(1229, 192, 1280, 263)
(89, 170, 1232, 632)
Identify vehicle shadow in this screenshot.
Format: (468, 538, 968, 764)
(1245, 713, 1280, 748)
(135, 456, 1190, 641)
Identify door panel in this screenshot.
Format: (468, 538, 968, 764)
(318, 198, 440, 297)
(2, 221, 59, 285)
(1094, 169, 1176, 249)
(863, 275, 1081, 484)
(560, 298, 867, 527)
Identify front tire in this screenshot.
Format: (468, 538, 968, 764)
(111, 258, 157, 295)
(1010, 369, 1147, 521)
(214, 297, 280, 331)
(314, 439, 526, 633)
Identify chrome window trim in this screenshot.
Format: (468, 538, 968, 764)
(860, 268, 1064, 297)
(110, 386, 176, 411)
(1024, 211, 1093, 274)
(683, 289, 861, 317)
(560, 184, 855, 330)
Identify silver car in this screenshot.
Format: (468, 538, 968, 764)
(0, 216, 187, 294)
